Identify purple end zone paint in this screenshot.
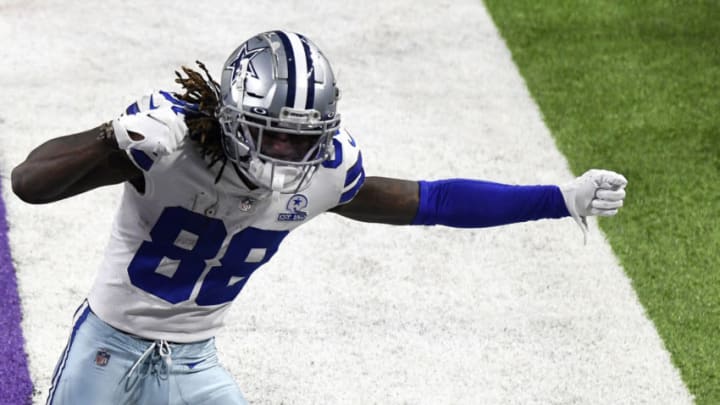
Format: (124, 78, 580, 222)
(0, 180, 33, 404)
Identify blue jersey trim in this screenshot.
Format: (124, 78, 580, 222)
(158, 90, 200, 114)
(129, 149, 154, 171)
(344, 152, 363, 187)
(125, 102, 140, 115)
(339, 169, 365, 204)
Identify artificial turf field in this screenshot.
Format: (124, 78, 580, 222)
(483, 1, 720, 403)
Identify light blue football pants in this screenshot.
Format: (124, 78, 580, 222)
(47, 301, 248, 405)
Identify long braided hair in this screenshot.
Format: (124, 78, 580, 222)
(173, 61, 228, 178)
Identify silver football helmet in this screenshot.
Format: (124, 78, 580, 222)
(217, 30, 341, 193)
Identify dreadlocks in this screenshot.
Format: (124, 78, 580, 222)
(173, 61, 225, 167)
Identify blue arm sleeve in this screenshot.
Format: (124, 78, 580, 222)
(411, 179, 570, 228)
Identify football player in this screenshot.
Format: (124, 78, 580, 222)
(12, 31, 627, 405)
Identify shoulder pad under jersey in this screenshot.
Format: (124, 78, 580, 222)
(322, 128, 364, 205)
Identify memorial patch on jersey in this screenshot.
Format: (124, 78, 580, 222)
(278, 194, 308, 221)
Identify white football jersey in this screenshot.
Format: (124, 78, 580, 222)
(88, 129, 364, 342)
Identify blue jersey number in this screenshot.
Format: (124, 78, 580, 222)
(128, 207, 288, 305)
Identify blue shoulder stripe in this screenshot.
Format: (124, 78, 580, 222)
(339, 169, 365, 204)
(159, 90, 200, 113)
(344, 152, 363, 187)
(125, 102, 140, 115)
(129, 148, 154, 171)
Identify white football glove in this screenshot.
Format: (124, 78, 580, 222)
(560, 169, 628, 242)
(111, 91, 190, 169)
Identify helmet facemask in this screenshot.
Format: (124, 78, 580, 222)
(217, 31, 341, 194)
(218, 104, 339, 193)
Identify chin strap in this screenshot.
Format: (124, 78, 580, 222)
(271, 172, 285, 202)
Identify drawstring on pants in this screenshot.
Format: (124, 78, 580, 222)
(124, 340, 172, 392)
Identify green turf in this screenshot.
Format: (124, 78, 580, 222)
(482, 0, 720, 403)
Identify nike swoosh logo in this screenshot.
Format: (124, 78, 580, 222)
(186, 359, 205, 369)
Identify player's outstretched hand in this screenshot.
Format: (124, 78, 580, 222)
(560, 169, 628, 240)
(112, 91, 190, 159)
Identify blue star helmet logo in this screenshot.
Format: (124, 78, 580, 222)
(228, 43, 265, 81)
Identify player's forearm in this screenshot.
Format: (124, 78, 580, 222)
(330, 177, 420, 224)
(12, 124, 135, 204)
(332, 177, 569, 227)
(412, 179, 569, 228)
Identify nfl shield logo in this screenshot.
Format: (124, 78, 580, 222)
(239, 198, 255, 212)
(95, 350, 111, 367)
